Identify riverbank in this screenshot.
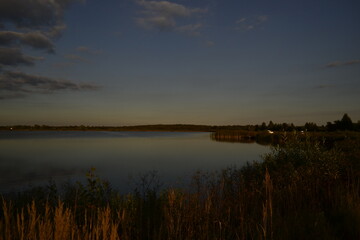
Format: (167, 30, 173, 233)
(2, 124, 360, 146)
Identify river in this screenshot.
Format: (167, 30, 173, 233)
(0, 131, 269, 193)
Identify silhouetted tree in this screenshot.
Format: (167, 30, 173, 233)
(326, 114, 354, 131)
(268, 121, 274, 130)
(340, 113, 353, 130)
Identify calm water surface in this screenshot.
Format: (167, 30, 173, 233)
(0, 131, 269, 193)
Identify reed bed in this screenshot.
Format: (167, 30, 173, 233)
(211, 130, 281, 145)
(1, 135, 360, 239)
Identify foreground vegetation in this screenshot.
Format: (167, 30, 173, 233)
(1, 134, 360, 239)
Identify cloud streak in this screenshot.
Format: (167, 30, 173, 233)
(0, 0, 82, 32)
(205, 40, 215, 47)
(0, 48, 43, 67)
(235, 15, 268, 31)
(314, 84, 335, 89)
(76, 46, 103, 55)
(52, 46, 102, 68)
(64, 54, 89, 63)
(136, 0, 207, 34)
(176, 23, 203, 36)
(0, 31, 55, 53)
(0, 71, 100, 99)
(325, 59, 360, 68)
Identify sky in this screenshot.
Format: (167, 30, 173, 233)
(0, 0, 359, 126)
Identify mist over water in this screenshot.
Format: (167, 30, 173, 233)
(0, 131, 269, 193)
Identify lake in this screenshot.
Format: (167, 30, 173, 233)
(0, 131, 269, 193)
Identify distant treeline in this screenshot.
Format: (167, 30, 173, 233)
(245, 114, 360, 132)
(1, 114, 359, 132)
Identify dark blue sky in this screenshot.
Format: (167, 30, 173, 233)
(0, 0, 359, 125)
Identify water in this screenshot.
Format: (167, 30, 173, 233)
(0, 131, 269, 193)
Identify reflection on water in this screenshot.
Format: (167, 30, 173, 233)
(0, 131, 269, 193)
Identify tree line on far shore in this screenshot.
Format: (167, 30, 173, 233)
(253, 114, 359, 132)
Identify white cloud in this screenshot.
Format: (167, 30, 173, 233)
(176, 23, 203, 36)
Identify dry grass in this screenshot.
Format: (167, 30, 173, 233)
(0, 201, 120, 240)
